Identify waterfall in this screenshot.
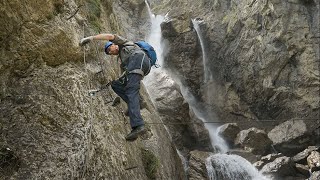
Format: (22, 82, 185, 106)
(192, 19, 212, 83)
(177, 82, 229, 153)
(191, 19, 270, 180)
(205, 154, 269, 180)
(143, 0, 165, 88)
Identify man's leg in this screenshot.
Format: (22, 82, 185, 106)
(124, 73, 145, 141)
(111, 79, 128, 103)
(125, 73, 144, 128)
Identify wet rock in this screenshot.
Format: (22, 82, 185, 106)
(260, 156, 296, 178)
(292, 146, 319, 164)
(187, 150, 211, 180)
(227, 149, 259, 164)
(235, 127, 272, 155)
(307, 151, 320, 172)
(218, 123, 240, 146)
(268, 120, 312, 156)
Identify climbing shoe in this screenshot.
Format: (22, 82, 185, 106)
(125, 125, 146, 141)
(111, 97, 121, 106)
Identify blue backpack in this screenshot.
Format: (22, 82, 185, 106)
(135, 41, 158, 67)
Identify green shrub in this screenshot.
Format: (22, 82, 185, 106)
(141, 148, 159, 180)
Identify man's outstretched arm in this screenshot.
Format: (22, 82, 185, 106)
(79, 33, 115, 46)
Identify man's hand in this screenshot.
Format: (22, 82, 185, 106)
(79, 36, 94, 46)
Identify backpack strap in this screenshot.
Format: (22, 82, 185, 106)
(128, 52, 149, 77)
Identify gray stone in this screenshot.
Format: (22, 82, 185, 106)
(268, 120, 312, 156)
(307, 151, 320, 172)
(260, 156, 296, 178)
(292, 146, 319, 164)
(218, 123, 241, 146)
(235, 127, 272, 155)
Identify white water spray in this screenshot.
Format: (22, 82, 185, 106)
(205, 154, 269, 180)
(177, 83, 229, 153)
(143, 1, 165, 88)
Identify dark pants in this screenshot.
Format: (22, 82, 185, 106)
(111, 51, 149, 129)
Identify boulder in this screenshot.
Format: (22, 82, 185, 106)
(307, 151, 320, 172)
(260, 156, 296, 178)
(235, 127, 272, 155)
(292, 146, 319, 164)
(218, 123, 241, 146)
(268, 120, 312, 156)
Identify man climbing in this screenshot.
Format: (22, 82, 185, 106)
(80, 34, 151, 141)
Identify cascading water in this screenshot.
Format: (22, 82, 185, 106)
(176, 80, 229, 153)
(142, 0, 165, 89)
(205, 154, 269, 180)
(192, 19, 212, 83)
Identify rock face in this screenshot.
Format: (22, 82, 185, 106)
(0, 0, 185, 179)
(158, 0, 320, 127)
(188, 150, 211, 180)
(144, 69, 212, 155)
